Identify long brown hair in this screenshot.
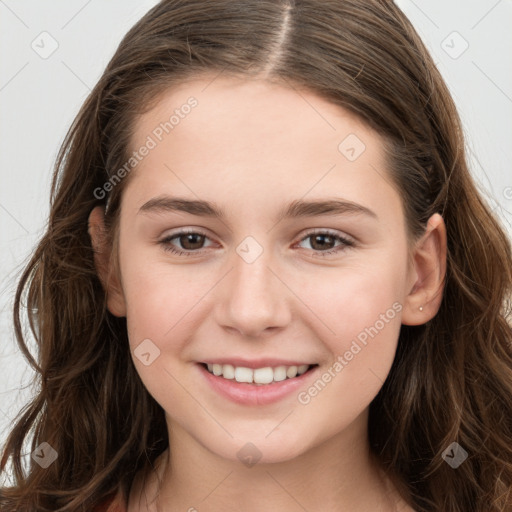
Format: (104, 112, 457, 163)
(1, 1, 511, 510)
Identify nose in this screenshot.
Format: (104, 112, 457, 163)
(214, 244, 292, 338)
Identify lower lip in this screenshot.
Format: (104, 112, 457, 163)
(196, 363, 319, 406)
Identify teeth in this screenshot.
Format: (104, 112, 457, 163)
(222, 364, 235, 379)
(286, 366, 298, 378)
(204, 363, 313, 384)
(297, 364, 309, 375)
(273, 366, 287, 382)
(253, 367, 273, 384)
(235, 366, 253, 383)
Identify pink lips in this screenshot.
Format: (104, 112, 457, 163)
(196, 362, 319, 406)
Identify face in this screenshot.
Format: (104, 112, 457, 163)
(110, 75, 418, 464)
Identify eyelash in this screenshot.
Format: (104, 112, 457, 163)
(158, 228, 355, 257)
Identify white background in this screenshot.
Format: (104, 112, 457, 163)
(1, 0, 511, 473)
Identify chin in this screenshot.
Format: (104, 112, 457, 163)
(204, 433, 311, 466)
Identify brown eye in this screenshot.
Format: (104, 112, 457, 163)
(296, 230, 355, 256)
(177, 233, 206, 250)
(309, 234, 337, 251)
(159, 229, 214, 256)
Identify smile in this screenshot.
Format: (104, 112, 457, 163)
(197, 362, 320, 406)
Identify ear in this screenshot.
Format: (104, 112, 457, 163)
(88, 206, 127, 317)
(401, 213, 447, 326)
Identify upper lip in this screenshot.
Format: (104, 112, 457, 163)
(200, 358, 317, 369)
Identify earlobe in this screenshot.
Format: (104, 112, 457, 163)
(401, 213, 447, 326)
(88, 206, 127, 317)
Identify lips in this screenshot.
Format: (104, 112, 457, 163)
(197, 362, 320, 405)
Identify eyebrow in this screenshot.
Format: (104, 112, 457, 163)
(138, 195, 378, 221)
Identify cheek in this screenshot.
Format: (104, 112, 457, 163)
(121, 262, 208, 349)
(293, 258, 404, 393)
(296, 312, 401, 445)
(119, 257, 212, 413)
(298, 257, 405, 347)
(292, 260, 405, 428)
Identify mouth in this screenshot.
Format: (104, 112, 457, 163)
(199, 362, 319, 386)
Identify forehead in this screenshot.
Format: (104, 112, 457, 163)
(125, 75, 401, 223)
(132, 75, 375, 159)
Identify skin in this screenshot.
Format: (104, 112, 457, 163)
(89, 75, 446, 511)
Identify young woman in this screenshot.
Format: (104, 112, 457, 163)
(1, 1, 511, 511)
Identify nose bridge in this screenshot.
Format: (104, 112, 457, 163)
(217, 235, 290, 336)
